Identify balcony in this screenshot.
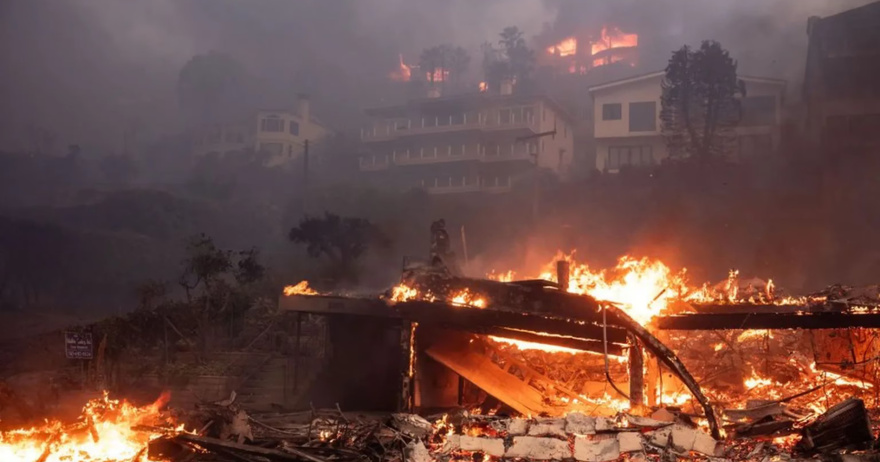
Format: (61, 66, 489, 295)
(361, 110, 539, 142)
(359, 156, 390, 171)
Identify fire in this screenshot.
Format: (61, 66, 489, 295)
(538, 254, 694, 325)
(426, 68, 449, 83)
(389, 53, 412, 82)
(546, 37, 577, 57)
(488, 336, 581, 354)
(591, 26, 638, 56)
(450, 289, 486, 308)
(391, 283, 419, 302)
(478, 81, 488, 92)
(283, 280, 317, 296)
(0, 391, 180, 462)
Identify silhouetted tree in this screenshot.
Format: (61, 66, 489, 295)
(177, 52, 248, 126)
(288, 213, 388, 283)
(482, 26, 535, 93)
(419, 44, 471, 89)
(660, 41, 745, 164)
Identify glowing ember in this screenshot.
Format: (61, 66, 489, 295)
(283, 280, 318, 296)
(0, 391, 179, 462)
(478, 81, 488, 92)
(488, 336, 581, 354)
(546, 37, 577, 57)
(389, 53, 412, 82)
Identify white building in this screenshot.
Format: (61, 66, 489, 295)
(588, 71, 786, 172)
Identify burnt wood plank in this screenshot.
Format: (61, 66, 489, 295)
(657, 312, 880, 330)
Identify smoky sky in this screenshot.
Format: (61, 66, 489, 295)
(0, 0, 873, 152)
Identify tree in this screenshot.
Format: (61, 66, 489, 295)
(418, 44, 471, 89)
(660, 41, 745, 165)
(482, 26, 535, 93)
(177, 52, 248, 126)
(288, 213, 388, 283)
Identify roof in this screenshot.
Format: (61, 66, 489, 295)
(588, 70, 786, 93)
(820, 0, 880, 25)
(365, 92, 575, 123)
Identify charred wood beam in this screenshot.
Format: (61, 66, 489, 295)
(395, 300, 628, 345)
(657, 312, 880, 330)
(603, 303, 722, 440)
(628, 335, 644, 407)
(464, 326, 623, 356)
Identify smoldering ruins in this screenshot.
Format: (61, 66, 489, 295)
(1, 0, 880, 461)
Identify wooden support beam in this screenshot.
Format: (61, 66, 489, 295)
(395, 300, 629, 345)
(657, 312, 880, 330)
(481, 327, 624, 356)
(628, 335, 644, 407)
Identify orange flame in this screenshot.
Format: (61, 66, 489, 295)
(546, 37, 577, 57)
(591, 26, 638, 56)
(426, 68, 449, 83)
(389, 53, 412, 82)
(0, 391, 184, 462)
(283, 280, 317, 296)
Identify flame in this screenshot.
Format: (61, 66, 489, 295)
(450, 289, 486, 308)
(537, 254, 692, 325)
(478, 81, 488, 92)
(283, 280, 318, 296)
(488, 336, 581, 354)
(389, 53, 412, 82)
(426, 68, 449, 82)
(546, 37, 577, 57)
(590, 26, 638, 56)
(391, 283, 418, 302)
(0, 391, 183, 462)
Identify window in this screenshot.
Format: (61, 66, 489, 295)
(259, 142, 283, 156)
(629, 102, 656, 132)
(260, 116, 285, 132)
(740, 96, 776, 126)
(607, 145, 654, 170)
(289, 121, 300, 136)
(602, 103, 622, 120)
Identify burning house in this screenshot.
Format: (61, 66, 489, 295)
(359, 88, 574, 194)
(543, 26, 640, 76)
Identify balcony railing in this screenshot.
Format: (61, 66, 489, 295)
(361, 113, 538, 141)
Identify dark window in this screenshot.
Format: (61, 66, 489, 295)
(289, 121, 300, 135)
(261, 116, 284, 132)
(740, 96, 777, 126)
(602, 103, 622, 120)
(629, 102, 656, 132)
(608, 145, 653, 170)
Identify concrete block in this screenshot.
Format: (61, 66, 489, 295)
(627, 415, 673, 428)
(505, 436, 571, 460)
(574, 435, 620, 462)
(439, 434, 460, 454)
(617, 432, 644, 453)
(528, 418, 567, 437)
(648, 426, 672, 447)
(669, 424, 718, 455)
(595, 417, 614, 431)
(459, 436, 505, 457)
(507, 418, 530, 436)
(406, 441, 433, 462)
(565, 412, 596, 435)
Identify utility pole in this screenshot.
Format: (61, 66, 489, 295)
(516, 127, 557, 221)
